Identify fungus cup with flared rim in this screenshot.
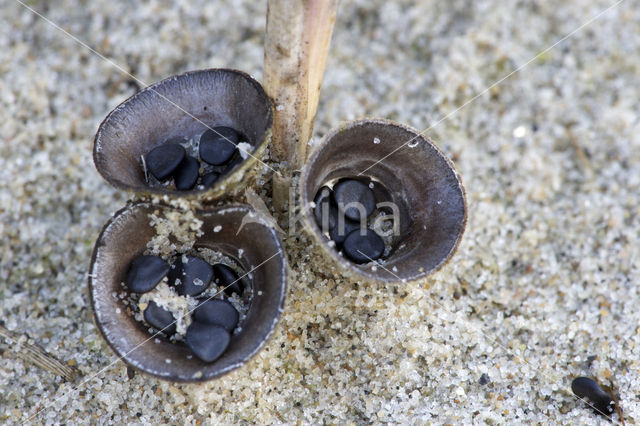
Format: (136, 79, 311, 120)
(88, 202, 287, 382)
(299, 119, 467, 284)
(93, 68, 273, 201)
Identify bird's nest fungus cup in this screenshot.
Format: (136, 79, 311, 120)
(300, 119, 466, 284)
(88, 202, 287, 382)
(93, 68, 273, 200)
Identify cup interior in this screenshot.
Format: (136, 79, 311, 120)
(93, 69, 273, 198)
(301, 119, 466, 283)
(88, 202, 286, 381)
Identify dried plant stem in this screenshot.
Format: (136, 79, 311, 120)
(0, 325, 80, 382)
(264, 0, 337, 172)
(271, 172, 291, 216)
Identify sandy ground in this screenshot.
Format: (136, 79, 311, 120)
(1, 0, 639, 424)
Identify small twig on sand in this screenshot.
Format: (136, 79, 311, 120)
(606, 380, 625, 426)
(0, 324, 80, 382)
